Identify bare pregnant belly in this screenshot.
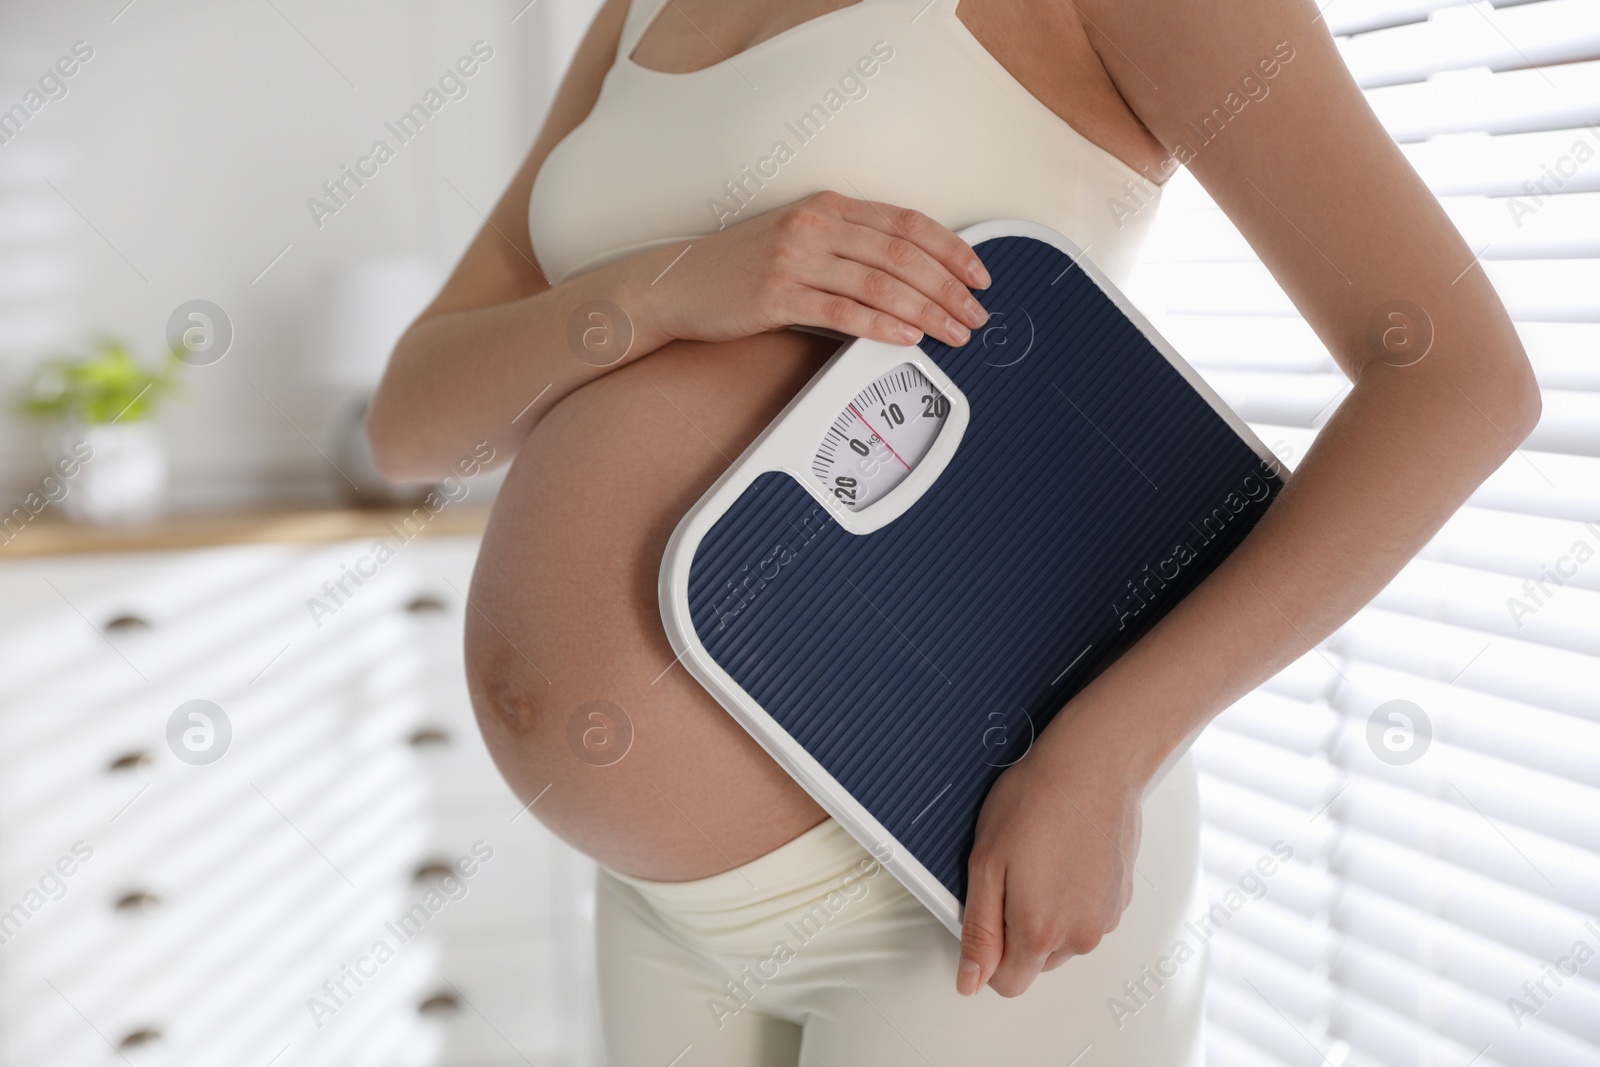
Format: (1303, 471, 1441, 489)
(465, 331, 841, 881)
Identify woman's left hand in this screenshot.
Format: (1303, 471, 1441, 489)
(956, 707, 1153, 997)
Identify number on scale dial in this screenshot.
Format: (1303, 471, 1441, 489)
(811, 362, 950, 512)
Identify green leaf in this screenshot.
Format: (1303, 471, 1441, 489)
(17, 335, 185, 424)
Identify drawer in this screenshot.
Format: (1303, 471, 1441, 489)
(0, 692, 168, 868)
(401, 813, 590, 939)
(366, 697, 521, 813)
(423, 935, 586, 1066)
(3, 932, 449, 1067)
(0, 539, 479, 725)
(1, 678, 433, 880)
(1, 806, 589, 1002)
(0, 544, 350, 684)
(2, 934, 582, 1067)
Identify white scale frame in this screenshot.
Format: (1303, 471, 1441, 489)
(660, 219, 1283, 936)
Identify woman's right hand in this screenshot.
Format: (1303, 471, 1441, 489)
(637, 190, 992, 350)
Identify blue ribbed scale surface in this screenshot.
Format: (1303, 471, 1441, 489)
(686, 235, 1282, 902)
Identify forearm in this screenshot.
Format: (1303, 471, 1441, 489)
(1034, 347, 1542, 784)
(365, 246, 679, 482)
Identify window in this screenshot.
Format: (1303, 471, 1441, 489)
(1131, 2, 1600, 1064)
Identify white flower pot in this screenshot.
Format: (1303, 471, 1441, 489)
(54, 423, 169, 525)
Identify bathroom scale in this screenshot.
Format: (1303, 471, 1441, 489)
(659, 219, 1284, 938)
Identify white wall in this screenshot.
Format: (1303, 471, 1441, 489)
(0, 0, 604, 510)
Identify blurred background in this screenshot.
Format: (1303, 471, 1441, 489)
(0, 1, 1596, 1066)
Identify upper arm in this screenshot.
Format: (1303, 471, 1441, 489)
(420, 0, 632, 319)
(1078, 0, 1536, 409)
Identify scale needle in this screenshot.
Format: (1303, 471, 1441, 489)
(847, 402, 912, 471)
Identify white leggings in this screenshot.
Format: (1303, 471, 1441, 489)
(592, 752, 1207, 1067)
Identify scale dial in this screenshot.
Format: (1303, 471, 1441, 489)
(810, 362, 951, 512)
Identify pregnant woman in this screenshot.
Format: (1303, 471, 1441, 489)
(368, 0, 1540, 1062)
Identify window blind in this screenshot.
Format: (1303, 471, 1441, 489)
(1129, 2, 1600, 1064)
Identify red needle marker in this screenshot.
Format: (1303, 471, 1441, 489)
(848, 402, 912, 471)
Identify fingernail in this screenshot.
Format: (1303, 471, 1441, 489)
(957, 957, 980, 995)
(946, 319, 970, 346)
(898, 323, 922, 344)
(968, 261, 991, 289)
(964, 298, 988, 328)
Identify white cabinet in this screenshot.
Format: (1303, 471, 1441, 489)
(0, 533, 599, 1067)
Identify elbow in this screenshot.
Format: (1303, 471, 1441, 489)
(364, 348, 435, 484)
(1420, 335, 1542, 461)
(1510, 382, 1543, 449)
(1498, 348, 1544, 449)
(362, 398, 418, 483)
(364, 394, 446, 485)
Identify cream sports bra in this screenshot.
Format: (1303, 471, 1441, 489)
(529, 0, 1163, 289)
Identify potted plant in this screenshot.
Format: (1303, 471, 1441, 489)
(20, 336, 184, 525)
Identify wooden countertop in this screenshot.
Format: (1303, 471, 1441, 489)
(0, 505, 491, 558)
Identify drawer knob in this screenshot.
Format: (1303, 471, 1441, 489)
(118, 1028, 162, 1050)
(114, 890, 162, 913)
(412, 861, 455, 883)
(407, 727, 451, 748)
(405, 595, 447, 614)
(417, 991, 459, 1016)
(108, 750, 153, 773)
(103, 614, 153, 632)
